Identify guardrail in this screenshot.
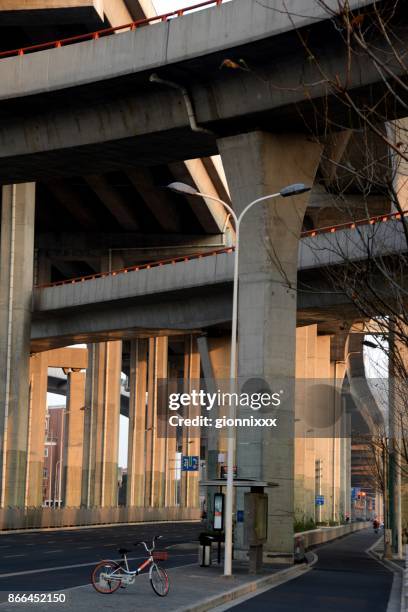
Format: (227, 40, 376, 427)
(35, 209, 407, 290)
(301, 210, 408, 238)
(0, 0, 225, 60)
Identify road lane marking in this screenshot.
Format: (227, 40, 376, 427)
(43, 550, 63, 554)
(3, 554, 25, 558)
(78, 546, 92, 550)
(0, 555, 196, 580)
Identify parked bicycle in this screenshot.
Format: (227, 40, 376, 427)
(91, 535, 169, 597)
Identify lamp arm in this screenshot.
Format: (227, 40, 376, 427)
(237, 193, 281, 227)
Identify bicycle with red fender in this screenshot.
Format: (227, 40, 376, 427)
(91, 535, 169, 597)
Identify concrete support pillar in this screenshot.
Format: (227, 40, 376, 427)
(81, 341, 121, 507)
(145, 337, 168, 507)
(26, 352, 48, 506)
(218, 132, 321, 558)
(199, 335, 230, 525)
(0, 183, 36, 507)
(127, 339, 148, 507)
(181, 335, 201, 509)
(63, 371, 86, 507)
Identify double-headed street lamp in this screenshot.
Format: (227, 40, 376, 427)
(168, 181, 311, 576)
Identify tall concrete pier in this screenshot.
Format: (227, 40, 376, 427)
(219, 132, 322, 558)
(0, 183, 36, 507)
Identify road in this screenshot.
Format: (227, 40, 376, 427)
(0, 521, 202, 599)
(230, 530, 394, 612)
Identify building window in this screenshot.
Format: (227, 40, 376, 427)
(44, 448, 48, 458)
(43, 468, 48, 478)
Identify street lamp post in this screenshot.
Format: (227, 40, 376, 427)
(168, 181, 311, 576)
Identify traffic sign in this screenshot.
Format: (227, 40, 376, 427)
(181, 455, 199, 472)
(315, 495, 324, 506)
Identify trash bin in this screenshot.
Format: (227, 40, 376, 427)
(294, 535, 307, 563)
(198, 534, 214, 567)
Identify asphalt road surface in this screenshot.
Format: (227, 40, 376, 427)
(0, 521, 202, 598)
(230, 530, 393, 612)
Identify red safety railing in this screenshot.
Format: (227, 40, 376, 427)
(35, 210, 408, 290)
(0, 0, 224, 60)
(36, 247, 234, 289)
(300, 209, 408, 238)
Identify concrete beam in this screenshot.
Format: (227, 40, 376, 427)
(124, 0, 155, 20)
(0, 0, 104, 26)
(36, 232, 226, 251)
(45, 347, 88, 369)
(126, 168, 181, 233)
(170, 160, 228, 234)
(85, 175, 140, 231)
(45, 180, 96, 228)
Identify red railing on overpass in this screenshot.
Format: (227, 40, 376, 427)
(0, 0, 225, 60)
(35, 209, 407, 289)
(301, 209, 408, 238)
(36, 247, 235, 289)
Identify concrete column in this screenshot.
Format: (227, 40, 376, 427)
(200, 335, 230, 525)
(0, 183, 36, 507)
(181, 336, 201, 509)
(127, 339, 148, 507)
(63, 371, 85, 507)
(218, 132, 322, 559)
(145, 337, 168, 507)
(81, 341, 121, 507)
(26, 352, 48, 506)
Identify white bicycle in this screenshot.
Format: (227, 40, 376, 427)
(91, 535, 169, 597)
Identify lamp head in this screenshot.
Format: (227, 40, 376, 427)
(280, 183, 311, 198)
(362, 340, 378, 349)
(167, 182, 199, 196)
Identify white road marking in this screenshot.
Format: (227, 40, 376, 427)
(3, 554, 25, 558)
(43, 549, 63, 554)
(78, 546, 92, 550)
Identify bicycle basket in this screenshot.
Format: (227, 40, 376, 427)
(153, 551, 168, 561)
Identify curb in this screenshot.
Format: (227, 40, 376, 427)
(366, 538, 404, 612)
(177, 554, 317, 612)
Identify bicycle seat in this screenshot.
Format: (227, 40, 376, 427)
(118, 548, 131, 555)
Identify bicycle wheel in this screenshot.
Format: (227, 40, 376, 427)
(91, 560, 122, 594)
(150, 563, 169, 597)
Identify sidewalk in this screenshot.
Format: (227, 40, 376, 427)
(0, 557, 313, 612)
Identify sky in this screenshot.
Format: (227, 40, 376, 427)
(153, 0, 232, 14)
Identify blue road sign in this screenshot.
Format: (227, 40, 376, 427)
(315, 495, 325, 506)
(351, 487, 360, 501)
(182, 456, 199, 472)
(237, 510, 244, 523)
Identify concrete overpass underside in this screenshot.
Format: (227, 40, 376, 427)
(0, 0, 400, 551)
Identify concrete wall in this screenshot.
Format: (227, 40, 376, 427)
(0, 506, 200, 531)
(299, 521, 372, 549)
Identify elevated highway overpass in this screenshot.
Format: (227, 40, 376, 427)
(0, 0, 406, 181)
(0, 0, 404, 551)
(31, 214, 407, 350)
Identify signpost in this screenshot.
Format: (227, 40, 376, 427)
(182, 456, 199, 472)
